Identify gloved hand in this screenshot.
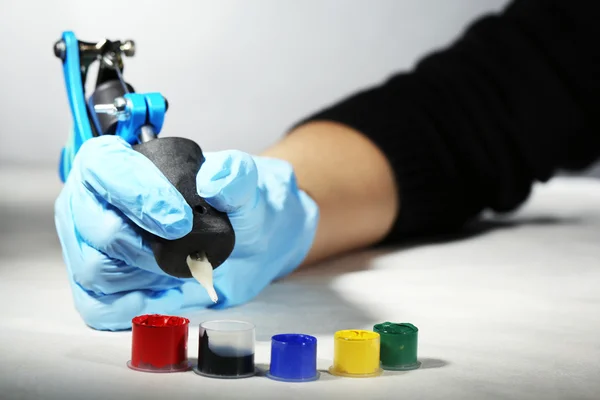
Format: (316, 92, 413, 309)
(54, 135, 319, 331)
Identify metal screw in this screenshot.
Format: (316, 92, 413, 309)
(120, 40, 135, 57)
(94, 97, 130, 120)
(102, 54, 116, 68)
(54, 40, 66, 60)
(113, 97, 128, 112)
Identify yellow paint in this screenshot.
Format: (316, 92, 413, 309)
(329, 330, 382, 377)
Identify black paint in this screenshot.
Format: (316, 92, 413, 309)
(197, 331, 254, 377)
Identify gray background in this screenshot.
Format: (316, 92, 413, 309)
(1, 0, 598, 176)
(0, 0, 510, 165)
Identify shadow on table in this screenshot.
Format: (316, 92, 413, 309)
(184, 246, 391, 341)
(186, 214, 576, 342)
(386, 214, 582, 253)
(252, 356, 449, 382)
(4, 186, 577, 351)
(419, 357, 450, 369)
(0, 202, 59, 265)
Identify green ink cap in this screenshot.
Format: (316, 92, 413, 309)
(373, 322, 421, 371)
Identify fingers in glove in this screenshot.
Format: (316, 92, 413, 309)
(196, 150, 258, 213)
(71, 135, 192, 239)
(69, 184, 169, 275)
(62, 232, 182, 296)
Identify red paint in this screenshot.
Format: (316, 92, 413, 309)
(131, 314, 190, 371)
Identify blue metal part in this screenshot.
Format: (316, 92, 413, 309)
(58, 31, 94, 182)
(144, 92, 166, 133)
(115, 93, 166, 144)
(57, 31, 167, 181)
(116, 93, 148, 144)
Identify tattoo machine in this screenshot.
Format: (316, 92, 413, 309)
(53, 31, 235, 301)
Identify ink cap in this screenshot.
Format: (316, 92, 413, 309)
(329, 330, 382, 377)
(373, 322, 421, 371)
(194, 319, 257, 379)
(266, 334, 320, 382)
(128, 314, 192, 373)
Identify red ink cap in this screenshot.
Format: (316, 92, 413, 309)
(127, 314, 191, 373)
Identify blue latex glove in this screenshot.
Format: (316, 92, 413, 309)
(54, 135, 319, 330)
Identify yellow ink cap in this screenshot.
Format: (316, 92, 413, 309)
(329, 330, 382, 377)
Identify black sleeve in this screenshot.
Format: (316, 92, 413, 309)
(298, 0, 600, 242)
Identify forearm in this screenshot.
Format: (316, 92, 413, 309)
(279, 0, 600, 247)
(260, 120, 398, 265)
(262, 0, 600, 266)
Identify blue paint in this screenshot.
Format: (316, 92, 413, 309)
(267, 334, 319, 382)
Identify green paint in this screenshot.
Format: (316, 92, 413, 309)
(373, 322, 421, 371)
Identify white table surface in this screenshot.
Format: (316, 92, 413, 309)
(1, 166, 599, 400)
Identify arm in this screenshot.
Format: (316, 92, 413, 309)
(54, 0, 600, 328)
(262, 0, 600, 265)
(261, 121, 398, 265)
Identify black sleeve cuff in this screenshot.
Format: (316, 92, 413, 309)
(295, 74, 484, 243)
